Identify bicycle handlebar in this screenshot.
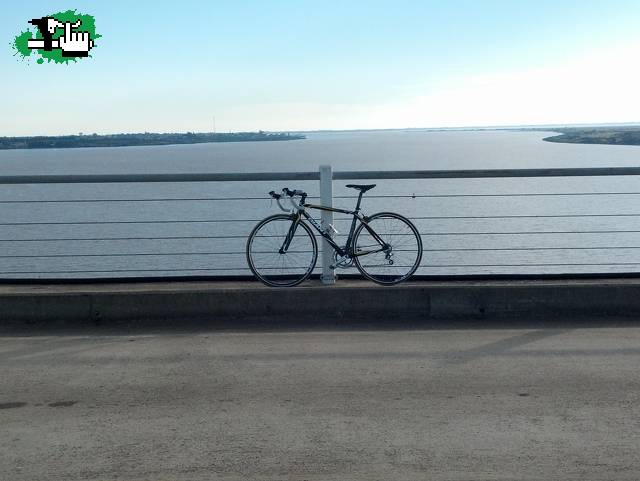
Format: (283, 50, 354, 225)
(283, 188, 306, 197)
(269, 188, 307, 212)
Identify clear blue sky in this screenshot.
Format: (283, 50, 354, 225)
(2, 0, 640, 135)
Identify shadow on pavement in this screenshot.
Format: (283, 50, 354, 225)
(2, 314, 640, 337)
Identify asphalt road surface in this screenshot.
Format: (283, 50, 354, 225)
(2, 322, 640, 480)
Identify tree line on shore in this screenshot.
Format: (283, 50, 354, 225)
(0, 131, 306, 150)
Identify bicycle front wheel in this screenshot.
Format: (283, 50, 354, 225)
(246, 214, 318, 287)
(353, 212, 422, 285)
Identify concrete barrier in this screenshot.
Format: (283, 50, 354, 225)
(2, 278, 640, 327)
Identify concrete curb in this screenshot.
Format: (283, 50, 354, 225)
(2, 278, 640, 326)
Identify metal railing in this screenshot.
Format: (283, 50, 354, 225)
(2, 165, 640, 281)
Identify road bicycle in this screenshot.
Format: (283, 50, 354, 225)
(246, 184, 423, 287)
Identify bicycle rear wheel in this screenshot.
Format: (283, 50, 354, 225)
(353, 212, 422, 284)
(246, 214, 318, 287)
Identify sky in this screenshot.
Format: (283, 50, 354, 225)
(2, 0, 640, 135)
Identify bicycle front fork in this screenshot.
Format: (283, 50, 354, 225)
(279, 218, 299, 254)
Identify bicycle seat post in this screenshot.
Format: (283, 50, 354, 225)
(345, 184, 376, 210)
(355, 190, 364, 211)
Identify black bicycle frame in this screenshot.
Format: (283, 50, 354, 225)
(279, 192, 389, 258)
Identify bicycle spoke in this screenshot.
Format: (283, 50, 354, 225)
(354, 213, 422, 284)
(247, 215, 317, 286)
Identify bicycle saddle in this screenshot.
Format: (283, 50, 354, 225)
(345, 184, 376, 192)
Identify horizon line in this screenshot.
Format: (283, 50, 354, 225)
(3, 121, 640, 138)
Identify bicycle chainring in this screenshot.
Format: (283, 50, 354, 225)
(333, 250, 355, 269)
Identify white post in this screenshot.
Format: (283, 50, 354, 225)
(319, 165, 335, 285)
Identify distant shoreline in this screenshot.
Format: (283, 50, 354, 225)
(0, 131, 306, 150)
(295, 125, 640, 146)
(539, 127, 640, 146)
(3, 125, 640, 150)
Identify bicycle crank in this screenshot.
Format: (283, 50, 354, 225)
(331, 250, 355, 269)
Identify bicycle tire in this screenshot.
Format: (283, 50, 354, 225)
(353, 212, 422, 285)
(246, 214, 318, 287)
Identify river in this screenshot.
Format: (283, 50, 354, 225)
(1, 130, 639, 279)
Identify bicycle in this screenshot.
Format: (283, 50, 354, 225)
(246, 184, 423, 287)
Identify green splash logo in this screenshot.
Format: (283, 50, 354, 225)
(11, 10, 100, 64)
